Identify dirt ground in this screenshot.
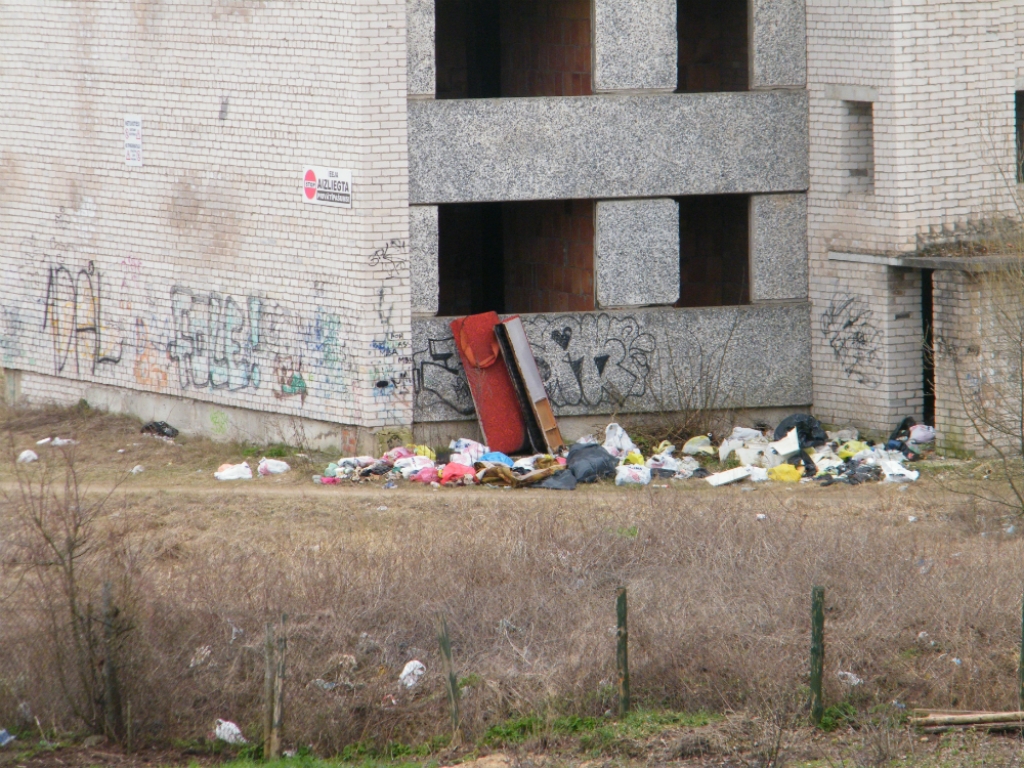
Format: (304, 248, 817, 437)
(2, 405, 1024, 768)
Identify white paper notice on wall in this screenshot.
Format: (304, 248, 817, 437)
(302, 166, 352, 208)
(124, 115, 142, 167)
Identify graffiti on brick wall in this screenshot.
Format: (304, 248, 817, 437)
(2, 257, 360, 409)
(42, 262, 125, 375)
(370, 280, 412, 422)
(820, 295, 881, 386)
(412, 313, 656, 416)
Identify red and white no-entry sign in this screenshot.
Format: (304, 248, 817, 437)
(302, 166, 352, 208)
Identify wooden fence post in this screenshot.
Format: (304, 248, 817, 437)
(810, 586, 825, 727)
(263, 622, 275, 759)
(269, 614, 287, 760)
(616, 587, 630, 717)
(101, 581, 126, 742)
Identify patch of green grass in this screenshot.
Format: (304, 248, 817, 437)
(819, 701, 857, 732)
(458, 673, 483, 689)
(617, 525, 639, 539)
(482, 709, 719, 749)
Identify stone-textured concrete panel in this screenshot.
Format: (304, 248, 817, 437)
(593, 0, 677, 92)
(751, 193, 807, 301)
(751, 0, 806, 88)
(596, 199, 680, 307)
(410, 205, 439, 314)
(412, 303, 812, 421)
(409, 91, 809, 204)
(407, 0, 435, 96)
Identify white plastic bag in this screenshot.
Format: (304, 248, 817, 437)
(729, 427, 764, 442)
(880, 460, 919, 482)
(258, 457, 291, 476)
(615, 465, 651, 486)
(603, 423, 638, 458)
(683, 435, 714, 456)
(395, 455, 435, 478)
(16, 450, 38, 464)
(399, 659, 426, 689)
(214, 462, 252, 481)
(909, 424, 936, 443)
(214, 719, 248, 744)
(449, 438, 489, 463)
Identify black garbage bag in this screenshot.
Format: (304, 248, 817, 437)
(787, 450, 817, 477)
(691, 467, 711, 479)
(535, 470, 578, 491)
(566, 443, 618, 483)
(773, 414, 826, 449)
(141, 421, 179, 438)
(888, 416, 916, 443)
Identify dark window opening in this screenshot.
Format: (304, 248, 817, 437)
(677, 195, 750, 307)
(435, 0, 593, 99)
(676, 0, 748, 93)
(843, 101, 874, 194)
(437, 200, 595, 316)
(922, 268, 935, 426)
(1016, 91, 1024, 183)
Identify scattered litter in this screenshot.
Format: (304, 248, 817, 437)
(1006, 525, 1017, 535)
(399, 660, 426, 689)
(51, 437, 77, 447)
(603, 423, 638, 458)
(566, 443, 618, 483)
(142, 421, 179, 438)
(535, 470, 578, 491)
(827, 428, 859, 443)
(756, 514, 767, 521)
(377, 506, 388, 512)
(214, 462, 252, 481)
(383, 481, 397, 490)
(16, 450, 38, 464)
(479, 451, 514, 467)
(952, 658, 962, 666)
(908, 516, 918, 523)
(575, 434, 598, 445)
(35, 437, 51, 445)
(706, 466, 753, 487)
(767, 464, 803, 483)
(683, 435, 714, 456)
(189, 645, 212, 668)
(0, 730, 14, 748)
(214, 719, 247, 744)
(837, 671, 863, 686)
(130, 465, 144, 475)
(749, 467, 770, 482)
(117, 449, 126, 453)
(768, 428, 801, 460)
(258, 457, 291, 476)
(441, 462, 477, 486)
(910, 424, 936, 443)
(773, 414, 826, 448)
(615, 465, 652, 486)
(311, 679, 339, 691)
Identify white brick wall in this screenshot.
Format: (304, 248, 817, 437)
(807, 0, 1023, 432)
(0, 0, 412, 431)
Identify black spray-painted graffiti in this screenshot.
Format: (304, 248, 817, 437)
(412, 313, 656, 415)
(42, 262, 124, 375)
(368, 239, 408, 280)
(522, 314, 655, 408)
(820, 295, 881, 386)
(167, 286, 262, 391)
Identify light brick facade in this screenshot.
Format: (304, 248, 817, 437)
(808, 0, 1024, 435)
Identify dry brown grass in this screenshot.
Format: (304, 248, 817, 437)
(1, 406, 1024, 759)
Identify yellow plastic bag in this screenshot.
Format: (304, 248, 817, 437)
(624, 451, 645, 466)
(411, 444, 437, 461)
(768, 464, 803, 483)
(837, 441, 868, 460)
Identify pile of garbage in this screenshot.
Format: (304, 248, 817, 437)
(311, 415, 934, 491)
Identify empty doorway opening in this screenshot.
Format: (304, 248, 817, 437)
(676, 195, 750, 307)
(676, 0, 748, 93)
(435, 0, 593, 99)
(437, 200, 595, 316)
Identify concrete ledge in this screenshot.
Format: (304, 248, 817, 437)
(409, 91, 809, 203)
(823, 85, 877, 103)
(412, 303, 812, 421)
(596, 199, 680, 307)
(829, 250, 1023, 272)
(593, 0, 677, 92)
(9, 370, 377, 454)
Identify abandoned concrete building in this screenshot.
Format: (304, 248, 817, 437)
(0, 0, 1020, 454)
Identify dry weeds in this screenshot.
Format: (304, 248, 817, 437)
(1, 406, 1023, 763)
